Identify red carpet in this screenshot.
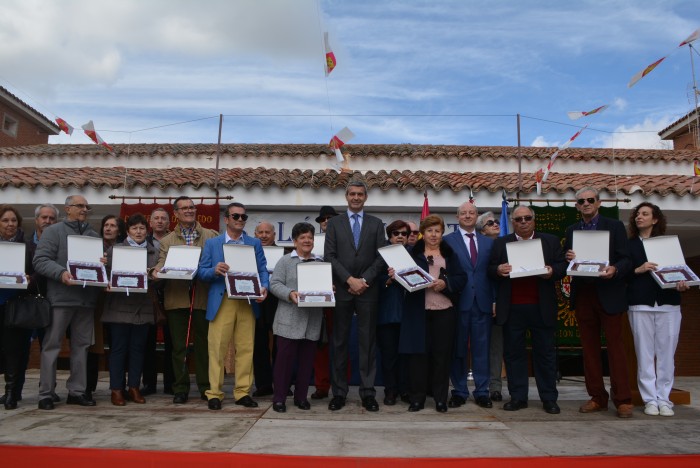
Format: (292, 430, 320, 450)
(2, 445, 700, 468)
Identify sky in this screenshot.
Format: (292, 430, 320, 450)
(1, 0, 698, 150)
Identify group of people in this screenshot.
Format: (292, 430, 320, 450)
(0, 184, 690, 418)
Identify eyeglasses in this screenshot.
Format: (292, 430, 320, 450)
(391, 230, 409, 237)
(577, 197, 597, 205)
(410, 230, 420, 235)
(484, 220, 500, 227)
(512, 216, 534, 223)
(68, 204, 92, 211)
(176, 205, 196, 211)
(226, 213, 249, 221)
(427, 255, 434, 266)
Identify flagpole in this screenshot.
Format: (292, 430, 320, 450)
(689, 44, 700, 148)
(214, 114, 223, 197)
(516, 113, 522, 201)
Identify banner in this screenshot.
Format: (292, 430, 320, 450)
(119, 201, 221, 232)
(530, 204, 619, 347)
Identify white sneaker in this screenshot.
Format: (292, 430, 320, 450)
(659, 405, 674, 417)
(644, 403, 659, 416)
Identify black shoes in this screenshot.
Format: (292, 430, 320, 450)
(173, 393, 188, 404)
(408, 401, 424, 412)
(475, 396, 493, 408)
(67, 393, 96, 407)
(253, 386, 273, 397)
(448, 395, 466, 408)
(3, 394, 18, 410)
(140, 385, 157, 396)
(383, 394, 397, 406)
(436, 402, 448, 413)
(235, 395, 259, 408)
(362, 396, 379, 412)
(543, 400, 561, 414)
(503, 399, 528, 411)
(294, 400, 311, 410)
(490, 391, 503, 402)
(311, 390, 328, 400)
(272, 402, 286, 413)
(208, 398, 222, 410)
(328, 396, 346, 411)
(38, 397, 55, 410)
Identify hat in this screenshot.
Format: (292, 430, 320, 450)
(315, 206, 339, 223)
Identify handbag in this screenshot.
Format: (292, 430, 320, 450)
(4, 294, 52, 329)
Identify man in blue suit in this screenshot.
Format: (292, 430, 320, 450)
(198, 202, 269, 410)
(443, 202, 495, 408)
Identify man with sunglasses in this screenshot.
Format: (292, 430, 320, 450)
(152, 196, 218, 405)
(443, 202, 495, 409)
(406, 222, 420, 247)
(33, 195, 100, 409)
(564, 187, 633, 418)
(198, 202, 268, 410)
(489, 206, 567, 414)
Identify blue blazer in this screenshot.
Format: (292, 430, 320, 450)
(198, 233, 269, 321)
(443, 230, 495, 315)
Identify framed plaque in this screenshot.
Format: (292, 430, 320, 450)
(159, 245, 201, 280)
(567, 231, 609, 277)
(0, 242, 28, 289)
(297, 262, 334, 307)
(223, 244, 264, 300)
(109, 246, 148, 293)
(506, 238, 548, 278)
(263, 246, 285, 272)
(378, 244, 434, 292)
(67, 235, 107, 287)
(643, 236, 700, 289)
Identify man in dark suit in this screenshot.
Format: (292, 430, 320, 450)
(489, 205, 567, 414)
(443, 202, 495, 409)
(564, 187, 633, 418)
(324, 181, 386, 411)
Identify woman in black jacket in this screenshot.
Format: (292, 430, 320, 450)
(627, 202, 689, 417)
(398, 215, 466, 412)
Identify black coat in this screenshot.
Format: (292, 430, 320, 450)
(398, 239, 466, 354)
(626, 236, 680, 307)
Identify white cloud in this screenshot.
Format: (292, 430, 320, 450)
(531, 136, 559, 148)
(590, 116, 675, 149)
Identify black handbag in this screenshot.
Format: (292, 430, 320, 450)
(4, 294, 52, 329)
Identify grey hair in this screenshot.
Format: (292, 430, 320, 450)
(575, 187, 599, 199)
(345, 180, 368, 195)
(35, 203, 59, 219)
(511, 205, 535, 219)
(476, 211, 496, 231)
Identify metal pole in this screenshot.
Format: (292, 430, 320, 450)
(517, 113, 522, 200)
(214, 114, 223, 195)
(689, 44, 700, 148)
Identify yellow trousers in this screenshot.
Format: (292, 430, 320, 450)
(205, 298, 255, 401)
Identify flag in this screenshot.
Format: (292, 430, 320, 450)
(679, 28, 700, 47)
(421, 191, 430, 220)
(567, 104, 609, 121)
(324, 32, 337, 76)
(541, 125, 588, 184)
(468, 188, 475, 205)
(499, 191, 509, 237)
(55, 117, 73, 135)
(535, 168, 544, 195)
(694, 160, 700, 176)
(628, 56, 666, 88)
(329, 126, 355, 163)
(81, 120, 113, 152)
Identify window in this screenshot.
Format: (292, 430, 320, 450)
(2, 113, 19, 138)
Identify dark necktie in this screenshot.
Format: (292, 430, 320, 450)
(352, 214, 361, 248)
(466, 233, 477, 267)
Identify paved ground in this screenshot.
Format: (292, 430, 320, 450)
(1, 370, 699, 458)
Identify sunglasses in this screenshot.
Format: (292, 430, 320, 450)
(484, 220, 500, 227)
(427, 255, 434, 266)
(410, 230, 420, 235)
(391, 230, 409, 237)
(226, 213, 249, 221)
(577, 197, 597, 205)
(512, 216, 533, 223)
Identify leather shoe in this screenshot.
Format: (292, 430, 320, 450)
(50, 392, 61, 403)
(235, 395, 259, 408)
(383, 395, 397, 406)
(579, 399, 607, 413)
(328, 396, 346, 411)
(408, 401, 424, 412)
(3, 393, 18, 410)
(490, 391, 503, 402)
(543, 400, 560, 414)
(208, 398, 222, 410)
(448, 395, 466, 408)
(476, 396, 493, 408)
(311, 390, 328, 400)
(272, 402, 286, 413)
(294, 400, 311, 410)
(616, 403, 634, 418)
(67, 393, 96, 407)
(140, 385, 156, 396)
(38, 397, 55, 410)
(253, 386, 273, 397)
(436, 402, 448, 413)
(128, 387, 146, 404)
(111, 390, 126, 406)
(503, 399, 528, 411)
(362, 396, 379, 412)
(400, 393, 410, 404)
(173, 393, 188, 404)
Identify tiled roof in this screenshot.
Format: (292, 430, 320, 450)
(0, 86, 60, 134)
(1, 166, 697, 196)
(1, 143, 699, 162)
